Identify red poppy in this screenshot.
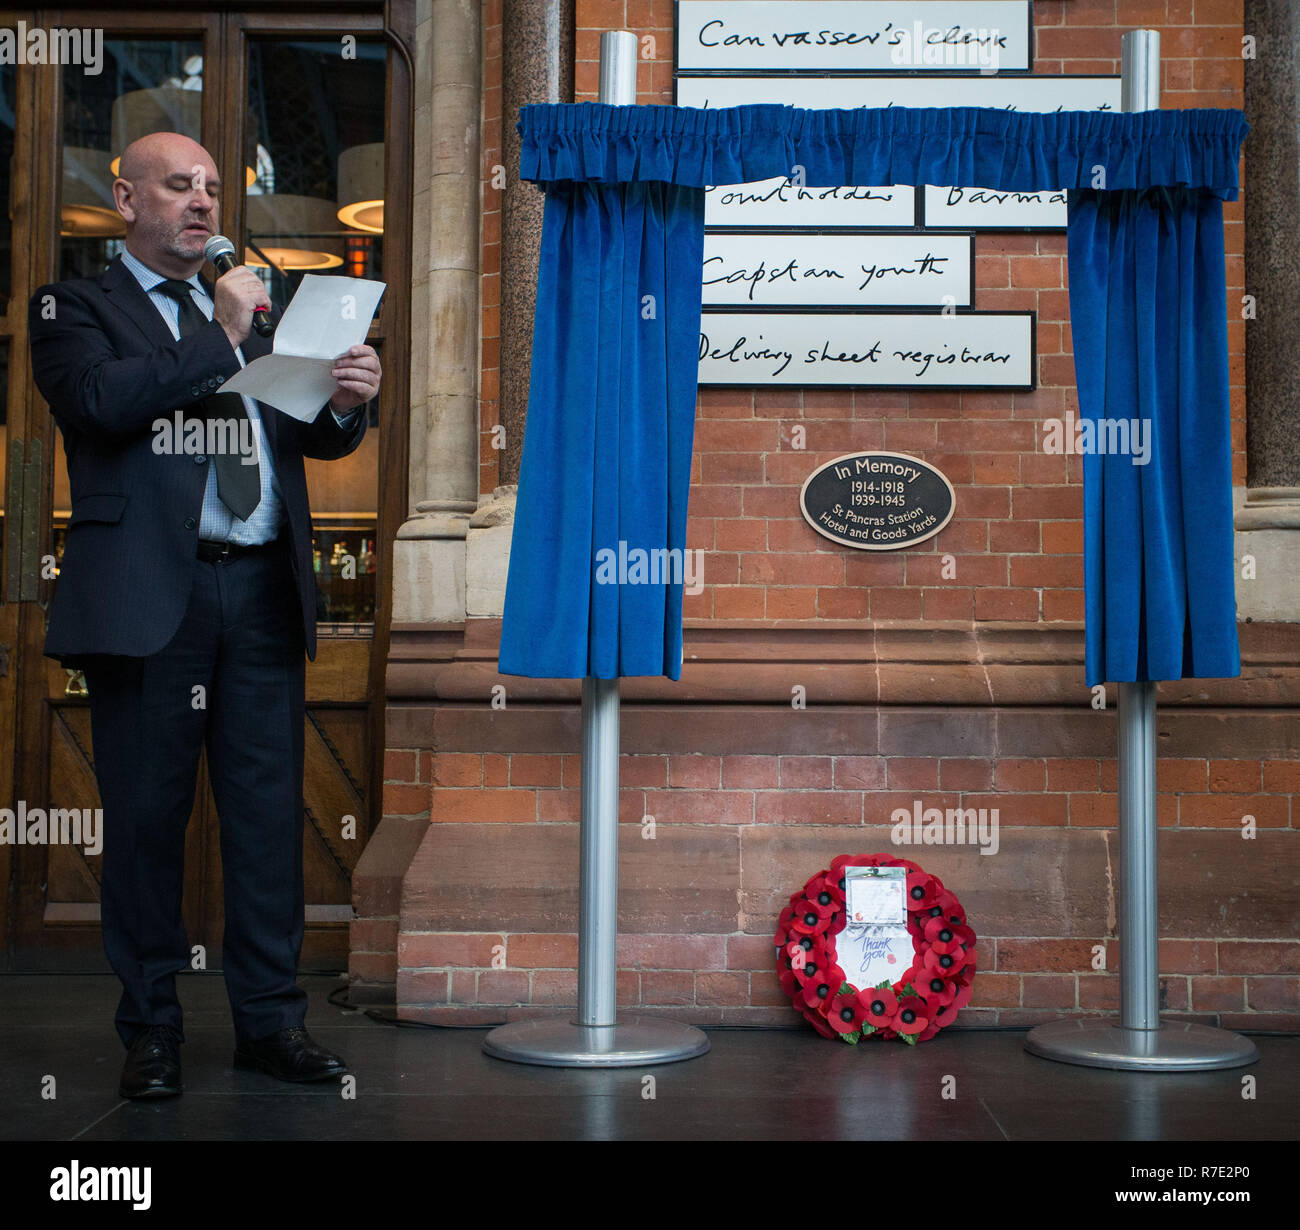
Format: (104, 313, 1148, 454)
(794, 953, 841, 1000)
(928, 935, 965, 960)
(905, 871, 940, 912)
(923, 944, 968, 979)
(891, 996, 930, 1036)
(923, 916, 963, 946)
(789, 897, 834, 937)
(806, 871, 844, 904)
(862, 986, 899, 1027)
(801, 968, 842, 1013)
(918, 973, 960, 1007)
(828, 990, 867, 1034)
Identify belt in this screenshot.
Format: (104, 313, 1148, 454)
(197, 536, 285, 563)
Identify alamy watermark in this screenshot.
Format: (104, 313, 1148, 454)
(891, 799, 999, 856)
(50, 1161, 150, 1211)
(1041, 410, 1151, 466)
(153, 412, 257, 465)
(595, 540, 704, 595)
(0, 23, 103, 74)
(889, 23, 1004, 73)
(1, 801, 102, 856)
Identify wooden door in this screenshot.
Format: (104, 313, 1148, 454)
(1, 3, 411, 973)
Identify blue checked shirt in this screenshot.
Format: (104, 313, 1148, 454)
(121, 248, 358, 545)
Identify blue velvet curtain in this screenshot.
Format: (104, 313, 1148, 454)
(1068, 186, 1241, 684)
(498, 180, 704, 678)
(498, 104, 1248, 684)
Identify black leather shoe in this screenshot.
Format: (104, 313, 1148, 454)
(119, 1025, 182, 1099)
(233, 1026, 348, 1082)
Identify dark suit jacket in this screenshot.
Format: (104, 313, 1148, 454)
(28, 253, 367, 664)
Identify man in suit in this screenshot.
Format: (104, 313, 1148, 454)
(28, 131, 381, 1098)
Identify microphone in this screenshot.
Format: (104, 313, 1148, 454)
(204, 234, 274, 337)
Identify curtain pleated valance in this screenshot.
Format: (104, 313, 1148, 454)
(518, 102, 1247, 198)
(500, 102, 1250, 685)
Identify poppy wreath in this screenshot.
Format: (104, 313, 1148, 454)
(774, 853, 976, 1045)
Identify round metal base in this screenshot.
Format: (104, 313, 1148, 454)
(1025, 1018, 1259, 1071)
(482, 1015, 711, 1068)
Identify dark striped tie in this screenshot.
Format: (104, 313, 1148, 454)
(156, 278, 261, 521)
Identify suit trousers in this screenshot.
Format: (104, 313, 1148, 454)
(81, 534, 308, 1047)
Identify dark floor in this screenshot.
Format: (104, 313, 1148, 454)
(3, 975, 1297, 1142)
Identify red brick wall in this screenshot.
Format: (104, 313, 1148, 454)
(376, 702, 1299, 1028)
(359, 1, 1298, 1030)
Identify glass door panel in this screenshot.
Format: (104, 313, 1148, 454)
(58, 39, 204, 282)
(244, 36, 386, 630)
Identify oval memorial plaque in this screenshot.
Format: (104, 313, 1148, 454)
(799, 452, 955, 551)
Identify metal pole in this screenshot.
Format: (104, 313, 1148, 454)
(1117, 29, 1162, 1038)
(578, 675, 620, 1026)
(598, 28, 638, 106)
(575, 28, 638, 1031)
(483, 30, 708, 1067)
(1026, 30, 1256, 1070)
(1117, 679, 1158, 1030)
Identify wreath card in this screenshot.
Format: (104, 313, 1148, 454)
(838, 865, 911, 988)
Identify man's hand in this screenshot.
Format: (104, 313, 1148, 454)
(328, 344, 382, 416)
(212, 266, 271, 348)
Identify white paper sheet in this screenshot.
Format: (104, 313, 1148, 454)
(839, 866, 911, 990)
(218, 274, 386, 421)
(845, 865, 906, 926)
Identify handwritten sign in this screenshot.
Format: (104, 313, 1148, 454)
(705, 176, 916, 229)
(676, 2, 1032, 73)
(702, 231, 973, 307)
(800, 450, 956, 550)
(698, 310, 1034, 388)
(923, 183, 1070, 229)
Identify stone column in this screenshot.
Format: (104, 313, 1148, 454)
(466, 0, 575, 618)
(500, 0, 574, 484)
(1236, 0, 1300, 621)
(394, 0, 483, 624)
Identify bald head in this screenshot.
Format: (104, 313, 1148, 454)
(118, 131, 216, 187)
(112, 130, 222, 278)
